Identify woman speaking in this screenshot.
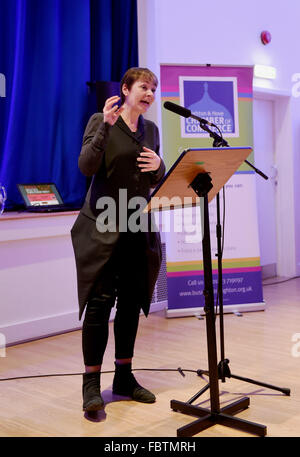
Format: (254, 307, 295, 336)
(71, 67, 165, 412)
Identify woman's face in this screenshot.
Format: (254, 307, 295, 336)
(122, 78, 156, 114)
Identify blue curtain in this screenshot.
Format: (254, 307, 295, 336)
(0, 0, 138, 209)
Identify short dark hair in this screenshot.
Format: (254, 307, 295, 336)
(120, 67, 158, 104)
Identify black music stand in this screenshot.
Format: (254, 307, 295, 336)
(145, 146, 268, 436)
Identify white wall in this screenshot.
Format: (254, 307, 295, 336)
(137, 0, 300, 276)
(0, 212, 80, 345)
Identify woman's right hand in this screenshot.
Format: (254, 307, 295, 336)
(103, 96, 124, 126)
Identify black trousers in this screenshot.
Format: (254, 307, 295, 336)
(82, 232, 146, 366)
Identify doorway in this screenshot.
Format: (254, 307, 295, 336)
(253, 97, 277, 278)
(253, 88, 295, 279)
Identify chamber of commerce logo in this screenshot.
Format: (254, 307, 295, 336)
(179, 76, 239, 138)
(0, 73, 6, 98)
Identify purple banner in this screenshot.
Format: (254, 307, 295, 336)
(167, 271, 263, 310)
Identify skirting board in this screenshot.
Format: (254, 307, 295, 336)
(1, 300, 168, 347)
(165, 302, 266, 318)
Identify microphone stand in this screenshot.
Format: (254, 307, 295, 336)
(189, 120, 290, 400)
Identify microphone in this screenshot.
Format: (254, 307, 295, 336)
(163, 101, 216, 127)
(163, 101, 191, 118)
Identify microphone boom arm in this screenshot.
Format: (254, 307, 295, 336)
(163, 100, 268, 180)
(197, 120, 268, 180)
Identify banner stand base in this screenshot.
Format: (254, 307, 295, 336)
(165, 302, 265, 318)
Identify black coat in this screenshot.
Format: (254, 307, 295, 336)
(71, 113, 166, 320)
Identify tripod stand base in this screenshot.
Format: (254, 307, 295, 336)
(197, 360, 291, 396)
(171, 397, 267, 437)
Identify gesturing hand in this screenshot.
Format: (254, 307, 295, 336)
(103, 96, 124, 126)
(137, 147, 161, 172)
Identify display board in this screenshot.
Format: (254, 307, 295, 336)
(160, 64, 264, 317)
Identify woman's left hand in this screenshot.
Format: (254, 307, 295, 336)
(137, 147, 161, 172)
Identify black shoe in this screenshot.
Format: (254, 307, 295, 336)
(112, 362, 156, 404)
(82, 372, 104, 411)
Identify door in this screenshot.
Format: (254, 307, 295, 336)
(253, 97, 277, 278)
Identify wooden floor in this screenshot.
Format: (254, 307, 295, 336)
(0, 277, 300, 437)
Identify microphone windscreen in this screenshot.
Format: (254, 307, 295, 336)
(163, 101, 191, 118)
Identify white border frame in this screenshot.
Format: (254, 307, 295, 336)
(179, 75, 239, 138)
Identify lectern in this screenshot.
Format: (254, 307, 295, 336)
(145, 146, 268, 437)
